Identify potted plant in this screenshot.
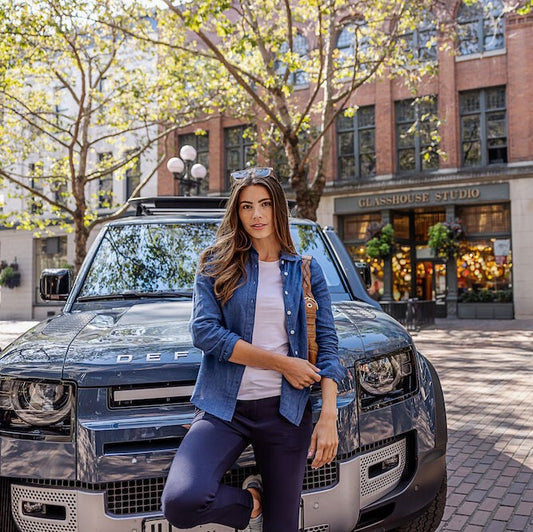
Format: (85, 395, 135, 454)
(0, 262, 21, 289)
(427, 219, 465, 259)
(458, 289, 514, 319)
(365, 223, 395, 259)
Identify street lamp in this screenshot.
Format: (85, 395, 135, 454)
(166, 145, 207, 196)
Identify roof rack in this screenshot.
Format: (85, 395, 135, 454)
(129, 196, 229, 216)
(129, 196, 298, 216)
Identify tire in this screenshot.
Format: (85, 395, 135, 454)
(392, 471, 447, 532)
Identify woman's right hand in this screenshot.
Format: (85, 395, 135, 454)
(280, 357, 321, 389)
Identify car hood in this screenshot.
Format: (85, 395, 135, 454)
(0, 300, 412, 386)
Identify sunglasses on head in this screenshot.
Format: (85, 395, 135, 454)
(230, 167, 278, 181)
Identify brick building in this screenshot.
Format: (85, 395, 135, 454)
(158, 1, 533, 319)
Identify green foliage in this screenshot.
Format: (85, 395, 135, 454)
(0, 262, 21, 288)
(0, 0, 210, 269)
(460, 289, 512, 303)
(365, 223, 395, 259)
(150, 0, 455, 220)
(427, 220, 465, 258)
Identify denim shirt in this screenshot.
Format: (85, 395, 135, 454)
(189, 248, 347, 426)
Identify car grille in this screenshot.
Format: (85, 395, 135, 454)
(17, 459, 338, 516)
(108, 461, 337, 515)
(14, 436, 404, 517)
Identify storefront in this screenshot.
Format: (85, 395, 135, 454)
(335, 182, 513, 318)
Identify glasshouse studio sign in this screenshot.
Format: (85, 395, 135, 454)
(335, 183, 509, 213)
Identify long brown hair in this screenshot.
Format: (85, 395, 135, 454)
(199, 171, 296, 304)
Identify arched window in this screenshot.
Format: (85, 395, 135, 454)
(335, 21, 371, 77)
(275, 33, 309, 86)
(336, 24, 355, 59)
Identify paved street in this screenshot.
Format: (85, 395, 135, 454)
(0, 318, 532, 531)
(412, 319, 533, 532)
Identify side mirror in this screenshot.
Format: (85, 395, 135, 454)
(40, 268, 71, 301)
(354, 261, 372, 289)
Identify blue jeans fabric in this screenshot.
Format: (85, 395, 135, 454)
(162, 396, 313, 531)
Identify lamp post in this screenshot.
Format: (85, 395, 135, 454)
(166, 145, 207, 196)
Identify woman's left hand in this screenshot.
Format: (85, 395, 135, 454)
(307, 411, 338, 469)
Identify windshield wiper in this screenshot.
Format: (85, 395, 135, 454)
(77, 290, 193, 302)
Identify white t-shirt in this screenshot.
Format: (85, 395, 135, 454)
(237, 260, 289, 400)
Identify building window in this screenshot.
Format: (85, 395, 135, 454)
(179, 133, 209, 195)
(97, 152, 113, 208)
(275, 33, 309, 87)
(336, 24, 355, 58)
(124, 149, 141, 200)
(457, 0, 504, 56)
(54, 87, 67, 126)
(457, 203, 510, 234)
(336, 106, 376, 180)
(460, 86, 507, 167)
(395, 97, 439, 173)
(342, 213, 383, 301)
(455, 203, 512, 300)
(224, 126, 256, 188)
(34, 236, 68, 303)
(400, 19, 437, 62)
(335, 22, 370, 76)
(29, 162, 44, 214)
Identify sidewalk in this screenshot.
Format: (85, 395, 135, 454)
(0, 320, 39, 350)
(411, 320, 533, 531)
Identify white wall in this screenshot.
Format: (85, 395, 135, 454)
(316, 194, 336, 229)
(510, 177, 533, 318)
(0, 230, 35, 320)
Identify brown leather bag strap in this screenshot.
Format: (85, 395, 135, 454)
(301, 255, 319, 365)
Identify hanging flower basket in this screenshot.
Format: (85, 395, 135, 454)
(0, 262, 21, 289)
(427, 219, 465, 259)
(365, 223, 395, 259)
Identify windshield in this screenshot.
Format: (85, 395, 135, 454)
(77, 222, 348, 300)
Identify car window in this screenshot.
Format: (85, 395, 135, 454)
(77, 222, 348, 299)
(291, 224, 348, 297)
(78, 223, 218, 298)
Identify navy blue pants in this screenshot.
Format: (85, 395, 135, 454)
(162, 396, 313, 531)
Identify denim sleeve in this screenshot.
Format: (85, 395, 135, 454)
(310, 258, 348, 384)
(189, 272, 241, 363)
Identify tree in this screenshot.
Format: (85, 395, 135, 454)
(0, 0, 211, 271)
(114, 0, 452, 220)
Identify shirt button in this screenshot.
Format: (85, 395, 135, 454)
(281, 259, 285, 265)
(284, 272, 288, 276)
(285, 290, 289, 295)
(295, 350, 298, 355)
(287, 310, 292, 315)
(290, 330, 295, 335)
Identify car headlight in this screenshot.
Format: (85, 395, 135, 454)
(357, 349, 417, 410)
(359, 357, 402, 395)
(0, 378, 74, 439)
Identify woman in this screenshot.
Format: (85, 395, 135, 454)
(162, 167, 346, 531)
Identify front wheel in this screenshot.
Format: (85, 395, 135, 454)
(392, 470, 447, 532)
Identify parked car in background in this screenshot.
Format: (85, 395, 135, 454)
(0, 197, 447, 532)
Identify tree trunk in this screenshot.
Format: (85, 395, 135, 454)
(294, 183, 321, 221)
(72, 205, 89, 275)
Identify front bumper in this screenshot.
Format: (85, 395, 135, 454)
(9, 439, 407, 532)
